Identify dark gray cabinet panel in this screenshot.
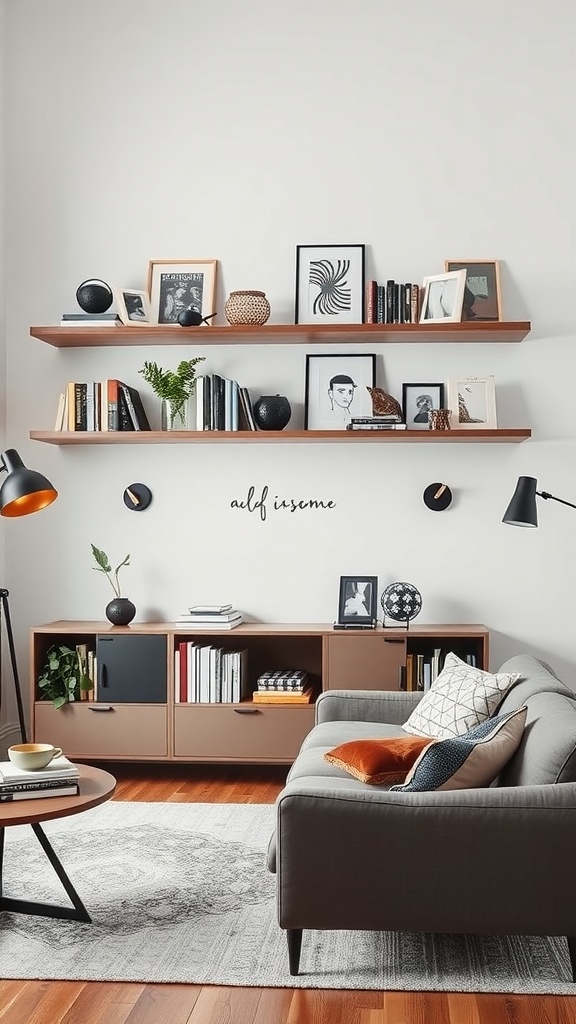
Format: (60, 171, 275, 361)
(96, 634, 166, 703)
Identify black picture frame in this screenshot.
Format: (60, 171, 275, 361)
(305, 352, 376, 430)
(295, 244, 366, 325)
(402, 382, 445, 430)
(337, 575, 378, 625)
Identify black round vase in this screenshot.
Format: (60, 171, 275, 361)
(253, 395, 291, 430)
(105, 598, 136, 626)
(76, 279, 113, 314)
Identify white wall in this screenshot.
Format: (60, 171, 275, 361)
(2, 0, 576, 737)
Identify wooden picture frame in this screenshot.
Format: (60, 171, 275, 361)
(419, 270, 466, 324)
(402, 382, 445, 430)
(444, 259, 502, 321)
(305, 352, 376, 430)
(147, 259, 218, 326)
(295, 244, 365, 324)
(115, 288, 152, 326)
(337, 575, 378, 625)
(446, 375, 497, 429)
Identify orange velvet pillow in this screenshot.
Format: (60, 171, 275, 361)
(324, 735, 433, 785)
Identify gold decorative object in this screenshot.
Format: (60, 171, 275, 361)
(224, 290, 270, 326)
(429, 409, 452, 430)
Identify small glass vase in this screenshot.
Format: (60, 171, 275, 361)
(161, 398, 189, 431)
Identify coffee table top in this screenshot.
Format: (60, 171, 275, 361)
(0, 764, 116, 827)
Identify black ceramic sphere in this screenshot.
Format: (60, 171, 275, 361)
(380, 582, 422, 623)
(105, 597, 136, 626)
(178, 308, 203, 327)
(253, 395, 291, 430)
(76, 279, 113, 314)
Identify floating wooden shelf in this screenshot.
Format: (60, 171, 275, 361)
(29, 321, 531, 348)
(30, 428, 532, 445)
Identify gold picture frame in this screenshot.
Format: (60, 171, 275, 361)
(444, 259, 502, 322)
(147, 259, 218, 325)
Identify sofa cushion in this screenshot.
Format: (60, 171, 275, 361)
(403, 652, 522, 740)
(299, 720, 404, 752)
(323, 734, 432, 784)
(392, 705, 527, 792)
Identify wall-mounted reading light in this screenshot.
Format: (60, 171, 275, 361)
(502, 475, 576, 528)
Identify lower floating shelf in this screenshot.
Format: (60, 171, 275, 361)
(30, 429, 532, 445)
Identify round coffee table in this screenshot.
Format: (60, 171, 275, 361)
(0, 764, 116, 922)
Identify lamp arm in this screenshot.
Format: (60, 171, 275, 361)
(538, 491, 576, 511)
(0, 588, 28, 743)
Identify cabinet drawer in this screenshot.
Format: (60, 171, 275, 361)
(33, 703, 168, 758)
(326, 635, 407, 690)
(174, 705, 315, 762)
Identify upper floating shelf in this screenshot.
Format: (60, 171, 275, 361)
(30, 429, 532, 445)
(29, 321, 531, 348)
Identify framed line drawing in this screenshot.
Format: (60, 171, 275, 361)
(115, 288, 152, 326)
(147, 259, 218, 325)
(305, 352, 376, 430)
(419, 270, 466, 324)
(337, 575, 378, 625)
(444, 259, 502, 321)
(295, 244, 365, 324)
(446, 375, 497, 429)
(402, 382, 445, 430)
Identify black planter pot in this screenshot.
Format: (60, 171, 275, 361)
(106, 598, 136, 626)
(253, 394, 291, 430)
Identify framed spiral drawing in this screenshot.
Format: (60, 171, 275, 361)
(295, 244, 365, 324)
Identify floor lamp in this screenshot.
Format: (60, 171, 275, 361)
(502, 475, 576, 527)
(0, 448, 58, 742)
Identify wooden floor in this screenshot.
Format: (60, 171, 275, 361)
(1, 762, 576, 1023)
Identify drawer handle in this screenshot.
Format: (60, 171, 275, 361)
(88, 705, 114, 712)
(233, 707, 261, 715)
(383, 638, 404, 644)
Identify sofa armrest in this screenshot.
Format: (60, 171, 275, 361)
(315, 689, 422, 726)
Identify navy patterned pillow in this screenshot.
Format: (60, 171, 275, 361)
(391, 705, 527, 792)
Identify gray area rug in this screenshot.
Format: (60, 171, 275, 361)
(0, 801, 573, 992)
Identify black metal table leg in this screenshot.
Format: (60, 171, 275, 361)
(0, 821, 91, 922)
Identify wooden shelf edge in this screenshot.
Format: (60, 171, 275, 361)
(29, 321, 531, 347)
(30, 428, 532, 445)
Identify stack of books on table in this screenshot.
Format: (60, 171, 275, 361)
(0, 756, 80, 802)
(174, 604, 243, 629)
(253, 669, 313, 703)
(346, 417, 407, 431)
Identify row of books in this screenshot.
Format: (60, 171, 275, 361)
(54, 380, 151, 432)
(400, 649, 477, 692)
(174, 642, 250, 703)
(346, 417, 407, 431)
(175, 604, 243, 630)
(195, 375, 256, 431)
(0, 756, 79, 802)
(365, 280, 421, 324)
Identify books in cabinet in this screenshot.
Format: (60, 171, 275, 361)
(174, 642, 248, 703)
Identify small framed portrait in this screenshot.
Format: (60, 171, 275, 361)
(444, 259, 502, 321)
(147, 259, 218, 325)
(295, 243, 365, 324)
(115, 288, 152, 326)
(337, 576, 378, 625)
(446, 375, 497, 429)
(402, 382, 445, 430)
(305, 352, 376, 430)
(419, 270, 466, 324)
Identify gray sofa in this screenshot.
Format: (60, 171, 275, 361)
(267, 654, 576, 977)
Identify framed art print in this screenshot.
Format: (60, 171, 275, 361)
(115, 288, 152, 326)
(444, 259, 502, 321)
(305, 352, 376, 430)
(147, 259, 218, 325)
(337, 575, 378, 625)
(402, 382, 445, 430)
(446, 375, 497, 429)
(295, 244, 365, 324)
(419, 270, 466, 324)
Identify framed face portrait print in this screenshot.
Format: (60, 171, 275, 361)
(304, 353, 376, 430)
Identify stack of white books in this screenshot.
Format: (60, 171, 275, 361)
(174, 604, 243, 629)
(0, 756, 80, 802)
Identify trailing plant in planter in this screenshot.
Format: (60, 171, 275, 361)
(37, 644, 91, 709)
(138, 356, 205, 429)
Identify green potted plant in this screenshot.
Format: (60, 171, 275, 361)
(91, 543, 135, 625)
(138, 357, 205, 430)
(38, 643, 92, 709)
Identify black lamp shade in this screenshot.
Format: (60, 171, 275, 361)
(0, 449, 58, 518)
(502, 475, 538, 528)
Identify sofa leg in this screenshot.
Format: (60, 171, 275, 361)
(567, 937, 576, 981)
(287, 928, 303, 975)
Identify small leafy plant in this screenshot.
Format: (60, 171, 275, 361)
(38, 644, 92, 709)
(139, 357, 205, 424)
(91, 544, 130, 597)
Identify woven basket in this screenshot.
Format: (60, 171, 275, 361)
(224, 290, 270, 326)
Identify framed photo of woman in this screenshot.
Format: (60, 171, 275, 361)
(419, 270, 466, 324)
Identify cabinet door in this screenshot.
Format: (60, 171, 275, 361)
(326, 635, 407, 690)
(96, 634, 167, 702)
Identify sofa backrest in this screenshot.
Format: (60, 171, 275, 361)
(495, 655, 576, 786)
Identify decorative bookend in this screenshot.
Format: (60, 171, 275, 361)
(366, 387, 403, 419)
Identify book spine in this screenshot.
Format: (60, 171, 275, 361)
(376, 285, 385, 324)
(410, 283, 420, 323)
(107, 379, 120, 431)
(365, 280, 377, 323)
(0, 784, 80, 801)
(119, 385, 139, 430)
(385, 281, 395, 324)
(0, 777, 79, 793)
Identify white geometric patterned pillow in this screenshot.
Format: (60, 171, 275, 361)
(402, 652, 522, 740)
